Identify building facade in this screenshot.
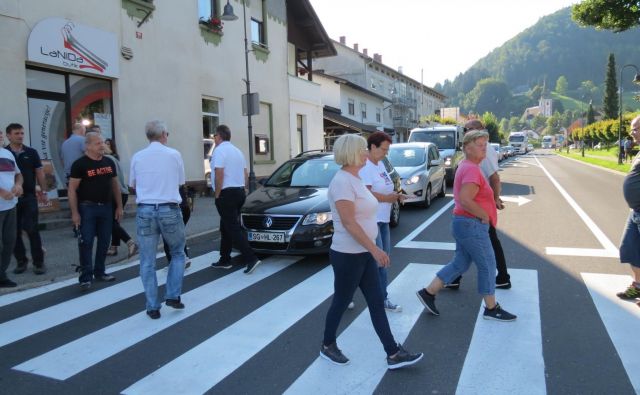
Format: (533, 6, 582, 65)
(0, 0, 334, 200)
(313, 37, 446, 142)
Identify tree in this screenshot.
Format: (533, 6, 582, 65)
(508, 116, 522, 132)
(462, 78, 512, 118)
(603, 53, 619, 119)
(587, 102, 596, 124)
(546, 111, 562, 134)
(481, 112, 500, 143)
(555, 76, 569, 95)
(531, 114, 547, 129)
(572, 0, 640, 32)
(579, 80, 599, 99)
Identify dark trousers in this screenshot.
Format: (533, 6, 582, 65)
(490, 225, 510, 282)
(215, 187, 257, 264)
(78, 203, 112, 283)
(323, 250, 399, 356)
(110, 194, 131, 246)
(163, 202, 191, 262)
(0, 208, 17, 281)
(14, 195, 44, 265)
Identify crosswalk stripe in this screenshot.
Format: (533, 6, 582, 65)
(0, 257, 150, 308)
(0, 251, 221, 348)
(285, 263, 442, 395)
(395, 200, 454, 249)
(581, 273, 640, 393)
(12, 256, 300, 380)
(456, 268, 545, 395)
(122, 265, 336, 395)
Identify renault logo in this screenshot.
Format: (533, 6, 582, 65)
(263, 216, 273, 228)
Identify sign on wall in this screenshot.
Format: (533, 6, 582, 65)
(27, 17, 119, 78)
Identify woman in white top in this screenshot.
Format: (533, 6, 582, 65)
(319, 134, 423, 370)
(359, 132, 405, 312)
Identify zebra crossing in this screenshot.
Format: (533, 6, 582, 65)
(1, 252, 639, 394)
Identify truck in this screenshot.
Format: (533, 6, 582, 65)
(408, 125, 464, 181)
(508, 131, 529, 154)
(541, 135, 556, 149)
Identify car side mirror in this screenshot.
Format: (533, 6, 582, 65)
(258, 178, 267, 186)
(430, 159, 442, 167)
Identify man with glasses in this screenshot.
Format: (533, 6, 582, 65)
(130, 121, 186, 319)
(209, 124, 261, 274)
(617, 115, 640, 308)
(445, 119, 512, 290)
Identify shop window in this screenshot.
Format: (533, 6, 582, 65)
(202, 98, 220, 138)
(70, 75, 113, 139)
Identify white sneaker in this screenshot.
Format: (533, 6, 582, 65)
(384, 299, 402, 313)
(347, 301, 355, 309)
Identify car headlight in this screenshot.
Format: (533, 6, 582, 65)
(302, 212, 332, 225)
(444, 156, 452, 166)
(405, 175, 420, 185)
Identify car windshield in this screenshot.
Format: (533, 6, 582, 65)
(410, 131, 455, 149)
(265, 159, 340, 187)
(509, 135, 525, 142)
(388, 147, 426, 167)
(542, 137, 552, 142)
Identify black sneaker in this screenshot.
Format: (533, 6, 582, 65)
(211, 260, 233, 269)
(33, 264, 47, 275)
(244, 259, 262, 274)
(483, 303, 517, 322)
(444, 276, 461, 290)
(320, 342, 349, 365)
(496, 280, 512, 290)
(416, 288, 439, 316)
(13, 259, 28, 274)
(0, 278, 17, 288)
(387, 344, 424, 370)
(165, 298, 185, 309)
(616, 284, 640, 300)
(80, 281, 91, 291)
(95, 274, 116, 282)
(147, 309, 161, 319)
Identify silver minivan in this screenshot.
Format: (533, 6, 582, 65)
(388, 142, 447, 208)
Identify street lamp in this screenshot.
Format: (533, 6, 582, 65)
(618, 64, 640, 164)
(221, 0, 258, 192)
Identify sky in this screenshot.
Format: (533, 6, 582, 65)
(309, 0, 578, 88)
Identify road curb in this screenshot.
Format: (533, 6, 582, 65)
(555, 154, 628, 176)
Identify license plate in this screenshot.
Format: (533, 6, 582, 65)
(247, 231, 285, 243)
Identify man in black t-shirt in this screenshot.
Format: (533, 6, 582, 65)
(68, 132, 123, 290)
(6, 123, 48, 275)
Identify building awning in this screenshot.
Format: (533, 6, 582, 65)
(323, 109, 379, 133)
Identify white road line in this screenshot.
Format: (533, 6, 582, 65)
(456, 268, 545, 395)
(122, 265, 336, 395)
(534, 156, 619, 258)
(0, 256, 157, 308)
(0, 252, 221, 348)
(285, 263, 442, 395)
(581, 273, 640, 393)
(395, 199, 454, 249)
(13, 256, 300, 380)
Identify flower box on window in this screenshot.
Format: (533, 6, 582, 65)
(199, 17, 223, 34)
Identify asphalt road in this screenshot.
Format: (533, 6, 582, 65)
(0, 150, 638, 395)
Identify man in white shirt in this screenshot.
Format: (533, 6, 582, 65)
(129, 120, 186, 319)
(0, 130, 23, 288)
(210, 125, 261, 274)
(445, 119, 512, 290)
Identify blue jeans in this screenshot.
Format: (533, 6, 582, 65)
(78, 203, 112, 283)
(136, 204, 186, 311)
(323, 249, 399, 356)
(620, 210, 640, 268)
(376, 222, 391, 299)
(437, 216, 496, 295)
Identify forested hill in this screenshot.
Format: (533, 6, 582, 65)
(435, 7, 640, 114)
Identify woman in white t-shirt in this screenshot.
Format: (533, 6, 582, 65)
(359, 132, 405, 313)
(319, 134, 423, 370)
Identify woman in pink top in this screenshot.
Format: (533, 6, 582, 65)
(416, 130, 517, 322)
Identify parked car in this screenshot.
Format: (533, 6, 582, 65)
(203, 138, 215, 187)
(239, 151, 402, 255)
(490, 143, 504, 161)
(388, 142, 446, 208)
(527, 143, 534, 152)
(504, 145, 516, 157)
(408, 125, 464, 182)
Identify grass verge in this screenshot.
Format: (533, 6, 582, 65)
(557, 150, 631, 173)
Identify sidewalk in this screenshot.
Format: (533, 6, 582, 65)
(0, 196, 220, 295)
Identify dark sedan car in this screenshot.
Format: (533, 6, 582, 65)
(241, 151, 401, 255)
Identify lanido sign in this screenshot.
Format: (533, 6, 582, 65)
(27, 18, 119, 78)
